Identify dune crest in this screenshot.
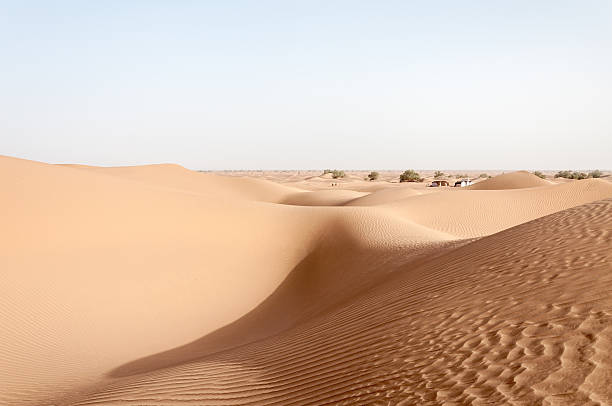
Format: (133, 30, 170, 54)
(61, 160, 304, 203)
(469, 170, 551, 190)
(59, 199, 612, 406)
(280, 189, 368, 206)
(344, 185, 423, 206)
(382, 179, 612, 238)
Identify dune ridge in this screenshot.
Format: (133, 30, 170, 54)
(57, 199, 612, 406)
(0, 155, 448, 405)
(280, 189, 368, 206)
(344, 185, 424, 206)
(468, 170, 551, 190)
(1, 155, 611, 406)
(60, 161, 304, 203)
(381, 179, 612, 238)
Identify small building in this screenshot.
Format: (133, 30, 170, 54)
(454, 179, 472, 187)
(430, 180, 449, 187)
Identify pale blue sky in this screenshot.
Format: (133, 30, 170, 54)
(1, 1, 611, 169)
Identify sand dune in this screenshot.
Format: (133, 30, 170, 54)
(56, 200, 612, 406)
(382, 179, 612, 238)
(0, 156, 445, 405)
(280, 189, 368, 206)
(345, 185, 425, 206)
(61, 162, 303, 203)
(468, 170, 551, 190)
(2, 155, 611, 406)
(1, 156, 330, 404)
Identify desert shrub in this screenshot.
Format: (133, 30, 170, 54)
(399, 170, 423, 182)
(454, 173, 468, 178)
(589, 169, 602, 178)
(434, 170, 445, 179)
(331, 170, 345, 179)
(479, 173, 488, 178)
(575, 172, 588, 180)
(533, 171, 546, 179)
(367, 171, 379, 181)
(555, 170, 587, 180)
(323, 169, 332, 175)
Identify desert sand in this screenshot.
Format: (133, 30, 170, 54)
(1, 155, 611, 406)
(467, 171, 552, 190)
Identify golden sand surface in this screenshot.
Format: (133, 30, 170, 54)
(1, 156, 611, 405)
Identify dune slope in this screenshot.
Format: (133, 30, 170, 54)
(382, 179, 612, 238)
(61, 199, 612, 406)
(0, 157, 317, 405)
(0, 156, 447, 406)
(280, 189, 368, 206)
(344, 185, 424, 206)
(468, 170, 551, 190)
(60, 162, 303, 203)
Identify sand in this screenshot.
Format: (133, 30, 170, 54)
(468, 170, 552, 190)
(1, 157, 611, 406)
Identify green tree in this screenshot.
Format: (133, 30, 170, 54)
(399, 170, 423, 182)
(555, 170, 587, 180)
(331, 170, 346, 179)
(589, 169, 602, 178)
(367, 171, 379, 181)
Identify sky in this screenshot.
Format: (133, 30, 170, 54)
(1, 1, 611, 170)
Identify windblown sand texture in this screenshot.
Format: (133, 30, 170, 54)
(468, 170, 551, 190)
(1, 155, 611, 406)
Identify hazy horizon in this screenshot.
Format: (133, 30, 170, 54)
(4, 153, 611, 172)
(2, 1, 611, 170)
